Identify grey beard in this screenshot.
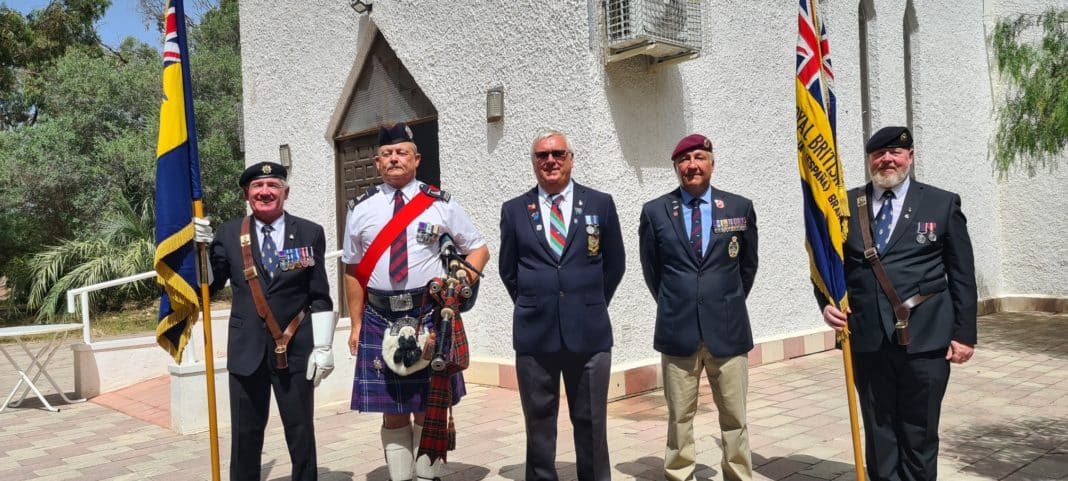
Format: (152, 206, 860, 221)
(871, 169, 907, 190)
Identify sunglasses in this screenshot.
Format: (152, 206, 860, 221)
(534, 150, 570, 161)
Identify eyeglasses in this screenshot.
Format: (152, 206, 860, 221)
(533, 150, 569, 162)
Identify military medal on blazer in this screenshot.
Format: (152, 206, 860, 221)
(277, 246, 316, 271)
(585, 215, 600, 256)
(916, 221, 937, 244)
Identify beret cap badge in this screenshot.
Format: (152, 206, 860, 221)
(262, 164, 272, 174)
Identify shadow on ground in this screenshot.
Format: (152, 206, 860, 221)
(363, 463, 490, 481)
(943, 416, 1068, 480)
(979, 312, 1068, 360)
(754, 453, 857, 480)
(616, 456, 716, 480)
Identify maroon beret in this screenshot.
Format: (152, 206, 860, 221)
(671, 134, 713, 161)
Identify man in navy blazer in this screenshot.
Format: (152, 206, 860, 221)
(206, 162, 333, 481)
(499, 130, 625, 481)
(639, 134, 758, 481)
(819, 126, 976, 481)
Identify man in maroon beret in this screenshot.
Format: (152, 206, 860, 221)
(639, 133, 758, 481)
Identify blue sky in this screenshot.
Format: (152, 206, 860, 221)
(7, 0, 211, 49)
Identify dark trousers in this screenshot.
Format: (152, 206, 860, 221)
(516, 350, 612, 481)
(853, 341, 950, 481)
(229, 357, 317, 481)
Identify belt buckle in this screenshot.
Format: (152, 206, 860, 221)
(389, 294, 413, 312)
(274, 345, 287, 354)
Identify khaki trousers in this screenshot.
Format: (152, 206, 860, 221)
(662, 345, 752, 481)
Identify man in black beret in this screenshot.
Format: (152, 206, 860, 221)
(342, 122, 489, 481)
(195, 160, 335, 481)
(817, 126, 977, 481)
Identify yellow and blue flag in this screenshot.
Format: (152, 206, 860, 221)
(796, 0, 849, 309)
(154, 0, 203, 362)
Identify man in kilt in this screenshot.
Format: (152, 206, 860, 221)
(342, 123, 489, 481)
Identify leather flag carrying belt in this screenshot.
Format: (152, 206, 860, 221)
(857, 196, 929, 346)
(240, 217, 305, 369)
(365, 289, 427, 313)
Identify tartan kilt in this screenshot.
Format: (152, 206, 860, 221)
(350, 302, 466, 413)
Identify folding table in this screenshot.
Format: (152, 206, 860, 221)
(0, 323, 86, 412)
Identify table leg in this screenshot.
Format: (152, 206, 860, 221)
(11, 330, 85, 405)
(0, 330, 85, 413)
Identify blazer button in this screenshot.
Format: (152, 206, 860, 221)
(698, 297, 703, 304)
(559, 291, 565, 297)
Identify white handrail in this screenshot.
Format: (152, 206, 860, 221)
(64, 249, 345, 345)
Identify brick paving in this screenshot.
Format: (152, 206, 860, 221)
(0, 311, 1065, 480)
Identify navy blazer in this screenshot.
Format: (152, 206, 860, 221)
(816, 181, 977, 353)
(499, 183, 626, 354)
(209, 213, 333, 376)
(639, 187, 758, 358)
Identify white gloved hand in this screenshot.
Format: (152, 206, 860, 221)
(306, 311, 338, 387)
(193, 217, 214, 243)
(306, 346, 334, 387)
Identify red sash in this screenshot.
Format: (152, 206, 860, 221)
(354, 191, 435, 287)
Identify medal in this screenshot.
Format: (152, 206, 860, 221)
(587, 234, 600, 257)
(301, 247, 311, 267)
(586, 225, 596, 234)
(306, 246, 316, 266)
(926, 222, 937, 242)
(728, 236, 740, 258)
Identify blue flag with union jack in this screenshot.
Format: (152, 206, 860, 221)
(796, 0, 849, 310)
(154, 0, 203, 362)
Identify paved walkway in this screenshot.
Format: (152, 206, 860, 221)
(0, 311, 1065, 480)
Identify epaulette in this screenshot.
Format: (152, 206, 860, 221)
(348, 187, 379, 210)
(419, 183, 450, 202)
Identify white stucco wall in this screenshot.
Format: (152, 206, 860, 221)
(988, 0, 1068, 298)
(239, 0, 1067, 367)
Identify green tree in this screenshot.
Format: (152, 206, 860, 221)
(0, 0, 242, 320)
(991, 8, 1068, 175)
(0, 0, 111, 128)
(26, 196, 155, 320)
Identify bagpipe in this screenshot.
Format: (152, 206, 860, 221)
(417, 234, 482, 463)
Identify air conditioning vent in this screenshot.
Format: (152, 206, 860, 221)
(605, 0, 702, 65)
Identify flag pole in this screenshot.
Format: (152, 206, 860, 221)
(808, 0, 865, 478)
(194, 199, 222, 481)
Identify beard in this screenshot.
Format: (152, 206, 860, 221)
(871, 167, 908, 190)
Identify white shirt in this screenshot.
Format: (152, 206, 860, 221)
(342, 180, 487, 291)
(537, 180, 574, 244)
(872, 176, 910, 236)
(253, 214, 285, 253)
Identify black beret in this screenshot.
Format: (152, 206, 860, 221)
(239, 161, 287, 188)
(378, 122, 414, 146)
(865, 126, 913, 153)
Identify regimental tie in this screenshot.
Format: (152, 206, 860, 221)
(548, 194, 567, 258)
(261, 225, 280, 278)
(874, 190, 895, 254)
(390, 190, 408, 284)
(689, 197, 703, 260)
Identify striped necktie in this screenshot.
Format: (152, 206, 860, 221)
(689, 197, 703, 260)
(874, 190, 895, 254)
(261, 225, 279, 278)
(389, 189, 408, 284)
(548, 194, 566, 257)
